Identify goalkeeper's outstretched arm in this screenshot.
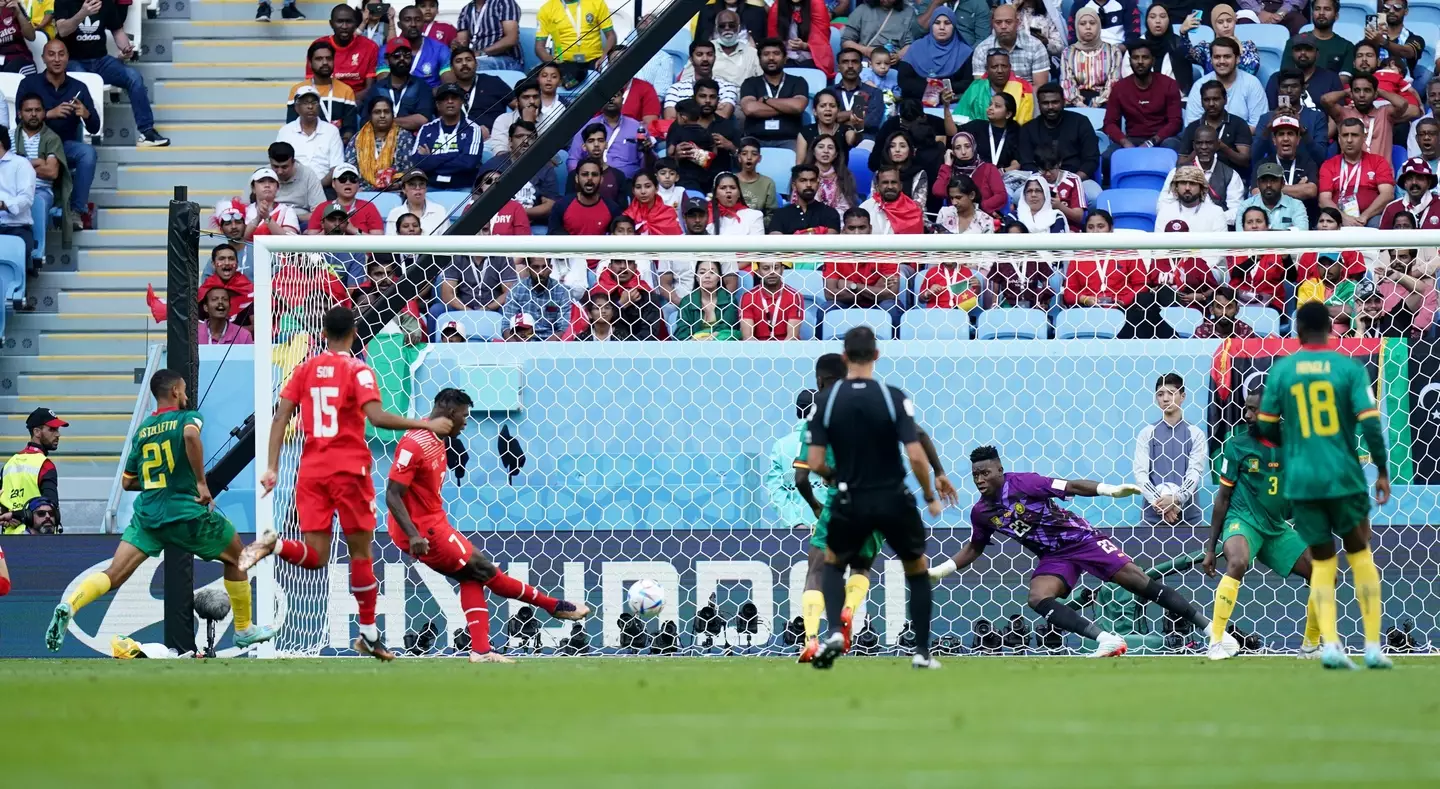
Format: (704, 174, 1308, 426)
(930, 540, 985, 580)
(1064, 480, 1144, 498)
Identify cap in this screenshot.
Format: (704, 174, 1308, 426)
(1163, 219, 1190, 232)
(1356, 278, 1381, 302)
(293, 85, 321, 101)
(1256, 162, 1285, 180)
(1270, 114, 1302, 132)
(1399, 156, 1437, 183)
(441, 320, 467, 338)
(1235, 9, 1259, 23)
(1316, 250, 1342, 262)
(332, 162, 360, 180)
(322, 201, 351, 219)
(434, 82, 465, 100)
(251, 166, 279, 183)
(682, 196, 708, 215)
(1171, 165, 1207, 186)
(214, 201, 244, 222)
(401, 169, 429, 184)
(511, 313, 536, 330)
(1291, 32, 1319, 50)
(385, 37, 415, 53)
(26, 407, 68, 430)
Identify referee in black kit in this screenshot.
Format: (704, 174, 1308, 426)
(805, 326, 944, 670)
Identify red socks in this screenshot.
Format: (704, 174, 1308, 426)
(460, 580, 490, 654)
(350, 557, 378, 627)
(275, 539, 325, 570)
(486, 570, 558, 615)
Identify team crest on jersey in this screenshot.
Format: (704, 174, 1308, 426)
(1013, 502, 1026, 515)
(1246, 458, 1260, 472)
(586, 13, 595, 21)
(351, 54, 359, 64)
(991, 515, 1002, 526)
(421, 63, 434, 76)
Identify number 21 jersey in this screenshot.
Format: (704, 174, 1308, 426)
(280, 350, 382, 479)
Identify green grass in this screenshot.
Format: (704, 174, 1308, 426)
(3, 656, 1440, 788)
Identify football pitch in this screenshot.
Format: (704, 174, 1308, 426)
(4, 657, 1439, 788)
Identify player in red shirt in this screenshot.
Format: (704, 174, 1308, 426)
(387, 388, 590, 663)
(241, 306, 450, 660)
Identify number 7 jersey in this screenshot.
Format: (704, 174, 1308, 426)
(1258, 346, 1379, 501)
(280, 350, 382, 479)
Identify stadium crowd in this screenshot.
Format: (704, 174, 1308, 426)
(186, 0, 1440, 341)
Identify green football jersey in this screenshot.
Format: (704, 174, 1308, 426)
(1217, 429, 1290, 527)
(124, 408, 208, 528)
(1258, 349, 1379, 501)
(794, 420, 835, 508)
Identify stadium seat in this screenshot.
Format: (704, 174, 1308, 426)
(1409, 2, 1440, 27)
(820, 307, 893, 340)
(489, 70, 527, 88)
(0, 237, 22, 307)
(800, 303, 819, 340)
(1335, 0, 1369, 28)
(1072, 107, 1105, 133)
(849, 146, 872, 198)
(785, 67, 828, 98)
(360, 191, 403, 218)
(431, 190, 472, 214)
(1186, 24, 1214, 45)
(830, 26, 842, 58)
(1247, 25, 1288, 85)
(1055, 307, 1124, 339)
(899, 308, 971, 340)
(786, 268, 825, 303)
(519, 27, 542, 71)
(1096, 189, 1161, 231)
(756, 147, 797, 198)
(1393, 144, 1408, 177)
(976, 307, 1047, 339)
(1238, 305, 1281, 337)
(433, 310, 504, 342)
(1160, 306, 1204, 338)
(0, 72, 18, 116)
(1109, 147, 1176, 191)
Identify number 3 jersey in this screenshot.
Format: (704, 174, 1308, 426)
(968, 472, 1104, 556)
(124, 407, 207, 527)
(280, 350, 382, 479)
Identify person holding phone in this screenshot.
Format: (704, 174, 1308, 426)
(1185, 4, 1258, 75)
(53, 0, 168, 147)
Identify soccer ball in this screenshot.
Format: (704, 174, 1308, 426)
(627, 579, 665, 619)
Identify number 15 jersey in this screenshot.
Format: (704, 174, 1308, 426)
(280, 350, 382, 479)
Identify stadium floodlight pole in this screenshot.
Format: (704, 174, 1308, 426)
(165, 185, 201, 655)
(443, 0, 710, 237)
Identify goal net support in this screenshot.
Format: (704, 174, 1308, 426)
(250, 230, 1440, 658)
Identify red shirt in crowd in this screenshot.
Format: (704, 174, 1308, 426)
(424, 20, 459, 47)
(622, 79, 661, 121)
(1295, 249, 1368, 281)
(306, 199, 385, 234)
(199, 272, 255, 318)
(920, 264, 981, 309)
(1103, 73, 1182, 143)
(279, 350, 381, 479)
(1063, 256, 1139, 306)
(1319, 153, 1394, 218)
(1132, 256, 1214, 291)
(822, 260, 900, 287)
(309, 35, 379, 94)
(1227, 253, 1287, 310)
(1379, 194, 1440, 229)
(1050, 172, 1088, 233)
(740, 285, 804, 340)
(485, 200, 532, 234)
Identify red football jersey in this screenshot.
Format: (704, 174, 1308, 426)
(279, 350, 382, 479)
(387, 428, 449, 531)
(740, 286, 804, 340)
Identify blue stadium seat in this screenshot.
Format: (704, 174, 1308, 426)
(1247, 24, 1290, 72)
(433, 310, 504, 341)
(977, 307, 1047, 339)
(431, 190, 472, 214)
(1238, 305, 1281, 337)
(899, 308, 971, 340)
(1160, 306, 1204, 338)
(0, 237, 23, 306)
(756, 147, 797, 198)
(1110, 147, 1177, 191)
(1393, 144, 1408, 178)
(1335, 0, 1369, 28)
(1096, 189, 1161, 231)
(786, 268, 825, 303)
(786, 67, 828, 98)
(360, 191, 403, 218)
(1409, 2, 1440, 27)
(489, 70, 527, 88)
(1187, 24, 1214, 45)
(830, 27, 842, 59)
(519, 27, 542, 71)
(1055, 307, 1124, 339)
(800, 303, 819, 340)
(849, 146, 872, 198)
(821, 307, 893, 340)
(1072, 106, 1105, 133)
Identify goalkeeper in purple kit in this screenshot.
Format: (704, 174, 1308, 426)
(930, 446, 1233, 657)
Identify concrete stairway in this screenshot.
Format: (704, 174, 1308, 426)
(0, 0, 332, 524)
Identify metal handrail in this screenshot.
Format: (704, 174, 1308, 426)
(102, 343, 164, 533)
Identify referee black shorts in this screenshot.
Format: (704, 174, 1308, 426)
(827, 486, 927, 563)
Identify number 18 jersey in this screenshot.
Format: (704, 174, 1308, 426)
(280, 350, 382, 479)
(1258, 347, 1378, 501)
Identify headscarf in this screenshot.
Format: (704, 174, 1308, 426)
(1072, 6, 1104, 51)
(902, 6, 973, 78)
(1016, 176, 1061, 233)
(951, 132, 980, 177)
(1143, 2, 1178, 51)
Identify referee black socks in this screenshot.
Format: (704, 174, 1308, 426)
(822, 562, 847, 637)
(905, 572, 933, 659)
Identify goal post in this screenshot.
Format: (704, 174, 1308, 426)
(250, 229, 1440, 658)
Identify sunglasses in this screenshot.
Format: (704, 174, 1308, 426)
(336, 174, 360, 183)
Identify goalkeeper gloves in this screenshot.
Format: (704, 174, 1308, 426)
(1096, 483, 1143, 498)
(929, 558, 957, 580)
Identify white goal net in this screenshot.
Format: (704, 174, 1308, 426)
(251, 231, 1440, 658)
